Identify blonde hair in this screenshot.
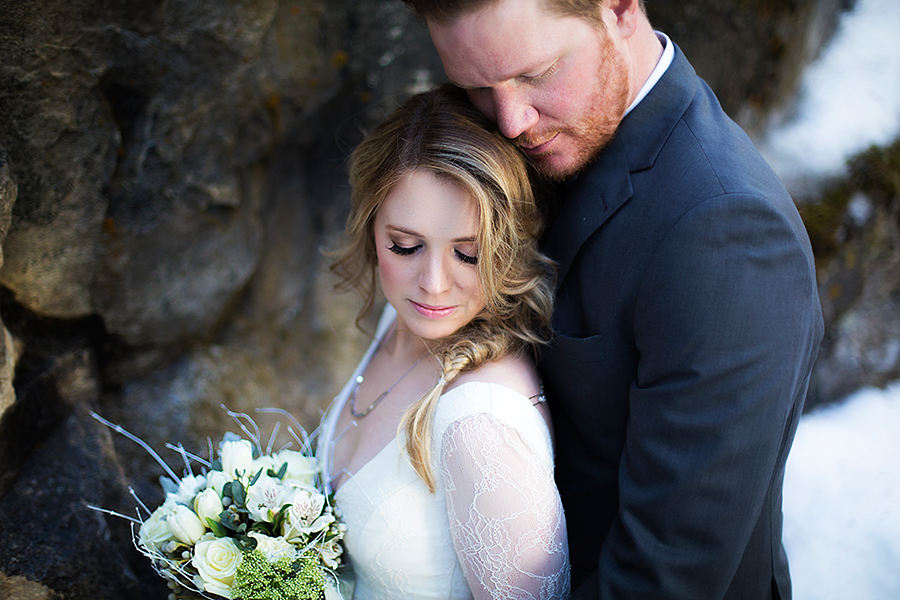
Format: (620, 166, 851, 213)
(330, 84, 555, 491)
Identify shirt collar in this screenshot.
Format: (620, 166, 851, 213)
(624, 31, 674, 116)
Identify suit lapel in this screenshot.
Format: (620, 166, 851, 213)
(542, 142, 633, 284)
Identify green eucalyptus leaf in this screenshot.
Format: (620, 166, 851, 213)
(236, 534, 257, 552)
(231, 481, 246, 507)
(207, 518, 228, 538)
(248, 468, 263, 488)
(219, 509, 244, 532)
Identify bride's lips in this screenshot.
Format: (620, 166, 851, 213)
(410, 300, 455, 319)
(521, 133, 559, 156)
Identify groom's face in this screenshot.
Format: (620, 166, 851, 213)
(428, 0, 631, 180)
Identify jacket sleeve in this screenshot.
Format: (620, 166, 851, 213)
(583, 193, 822, 599)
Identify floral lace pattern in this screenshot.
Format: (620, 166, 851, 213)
(441, 411, 570, 600)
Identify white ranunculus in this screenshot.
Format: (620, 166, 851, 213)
(166, 505, 206, 545)
(283, 488, 333, 541)
(220, 439, 255, 478)
(275, 449, 318, 486)
(315, 536, 344, 569)
(138, 506, 176, 552)
(247, 531, 299, 562)
(195, 488, 224, 525)
(167, 474, 206, 505)
(205, 470, 230, 496)
(253, 453, 278, 473)
(245, 473, 290, 523)
(193, 533, 242, 598)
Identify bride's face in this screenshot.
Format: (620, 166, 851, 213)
(374, 169, 486, 341)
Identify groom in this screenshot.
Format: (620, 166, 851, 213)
(402, 0, 824, 598)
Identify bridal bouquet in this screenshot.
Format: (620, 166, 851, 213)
(91, 408, 346, 600)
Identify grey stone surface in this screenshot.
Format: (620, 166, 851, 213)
(0, 143, 15, 269)
(0, 144, 17, 419)
(0, 0, 893, 596)
(0, 574, 64, 600)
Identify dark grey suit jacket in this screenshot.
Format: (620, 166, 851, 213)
(539, 45, 824, 599)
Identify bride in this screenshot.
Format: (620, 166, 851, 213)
(319, 84, 570, 599)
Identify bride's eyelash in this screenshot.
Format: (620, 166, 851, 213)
(455, 249, 478, 265)
(388, 243, 419, 256)
(387, 243, 476, 264)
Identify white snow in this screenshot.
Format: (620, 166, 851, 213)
(758, 0, 900, 187)
(784, 382, 900, 600)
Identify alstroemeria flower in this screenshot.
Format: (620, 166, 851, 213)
(283, 488, 333, 541)
(245, 473, 290, 523)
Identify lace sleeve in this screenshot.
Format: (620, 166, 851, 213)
(440, 413, 570, 600)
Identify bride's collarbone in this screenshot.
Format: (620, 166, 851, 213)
(332, 357, 438, 480)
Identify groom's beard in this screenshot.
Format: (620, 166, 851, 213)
(517, 35, 631, 182)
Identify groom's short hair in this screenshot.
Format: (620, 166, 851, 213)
(400, 0, 608, 26)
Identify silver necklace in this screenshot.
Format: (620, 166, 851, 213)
(349, 343, 428, 418)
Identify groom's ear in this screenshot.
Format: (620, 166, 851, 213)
(605, 0, 643, 38)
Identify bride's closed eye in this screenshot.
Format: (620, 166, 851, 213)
(454, 249, 477, 265)
(388, 243, 420, 256)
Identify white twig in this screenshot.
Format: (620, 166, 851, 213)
(222, 404, 262, 453)
(87, 505, 142, 524)
(90, 412, 180, 482)
(165, 442, 210, 470)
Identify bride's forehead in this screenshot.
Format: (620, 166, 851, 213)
(377, 171, 480, 230)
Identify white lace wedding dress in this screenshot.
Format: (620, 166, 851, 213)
(318, 305, 570, 600)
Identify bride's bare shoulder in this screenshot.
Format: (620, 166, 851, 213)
(450, 352, 541, 399)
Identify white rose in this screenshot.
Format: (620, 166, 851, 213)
(220, 439, 255, 478)
(275, 449, 318, 486)
(138, 506, 176, 552)
(195, 488, 224, 525)
(193, 533, 242, 598)
(245, 473, 290, 523)
(283, 488, 333, 541)
(166, 505, 206, 545)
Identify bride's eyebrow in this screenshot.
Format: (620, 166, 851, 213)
(386, 225, 422, 237)
(386, 226, 476, 244)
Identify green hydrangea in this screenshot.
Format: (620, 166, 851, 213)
(231, 548, 325, 600)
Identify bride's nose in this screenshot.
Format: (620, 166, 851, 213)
(418, 253, 451, 295)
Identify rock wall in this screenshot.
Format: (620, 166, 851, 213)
(800, 139, 900, 410)
(1, 0, 894, 597)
